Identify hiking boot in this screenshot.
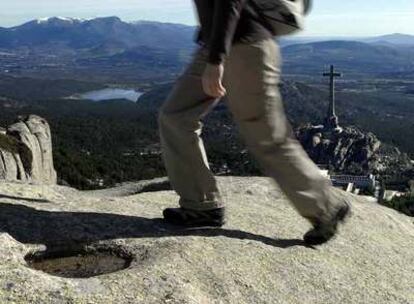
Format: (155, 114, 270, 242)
(303, 201, 351, 246)
(163, 207, 225, 227)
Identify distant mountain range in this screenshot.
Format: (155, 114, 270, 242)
(0, 17, 196, 51)
(363, 33, 414, 46)
(281, 40, 414, 77)
(0, 17, 414, 81)
(2, 17, 414, 53)
(281, 33, 414, 47)
(280, 33, 414, 76)
(0, 17, 199, 82)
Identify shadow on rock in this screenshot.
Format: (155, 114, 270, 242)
(0, 194, 50, 203)
(0, 203, 307, 249)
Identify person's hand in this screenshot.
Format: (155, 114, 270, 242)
(202, 63, 227, 98)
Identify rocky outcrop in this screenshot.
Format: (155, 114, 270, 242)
(0, 176, 413, 303)
(0, 115, 56, 184)
(296, 125, 413, 176)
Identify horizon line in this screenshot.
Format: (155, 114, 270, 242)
(0, 16, 413, 38)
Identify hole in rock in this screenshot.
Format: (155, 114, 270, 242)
(25, 245, 133, 278)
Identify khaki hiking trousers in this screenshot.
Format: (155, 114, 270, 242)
(158, 37, 343, 223)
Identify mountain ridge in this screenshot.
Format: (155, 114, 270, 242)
(0, 17, 196, 51)
(364, 33, 414, 46)
(2, 17, 413, 80)
(2, 17, 414, 50)
(282, 39, 414, 76)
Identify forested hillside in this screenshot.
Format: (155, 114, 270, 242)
(1, 76, 413, 189)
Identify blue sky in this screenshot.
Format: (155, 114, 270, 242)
(0, 0, 413, 36)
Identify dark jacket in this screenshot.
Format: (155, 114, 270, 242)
(193, 0, 273, 65)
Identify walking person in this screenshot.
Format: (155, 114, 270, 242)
(158, 0, 350, 245)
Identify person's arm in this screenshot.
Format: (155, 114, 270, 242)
(208, 0, 247, 65)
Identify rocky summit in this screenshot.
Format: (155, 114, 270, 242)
(0, 115, 57, 184)
(0, 176, 413, 303)
(296, 124, 413, 176)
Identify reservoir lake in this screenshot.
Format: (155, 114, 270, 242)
(71, 88, 144, 102)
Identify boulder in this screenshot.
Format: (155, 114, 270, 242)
(0, 115, 56, 184)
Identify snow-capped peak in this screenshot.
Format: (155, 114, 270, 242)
(35, 17, 86, 24)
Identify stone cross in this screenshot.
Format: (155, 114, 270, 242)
(323, 65, 342, 129)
